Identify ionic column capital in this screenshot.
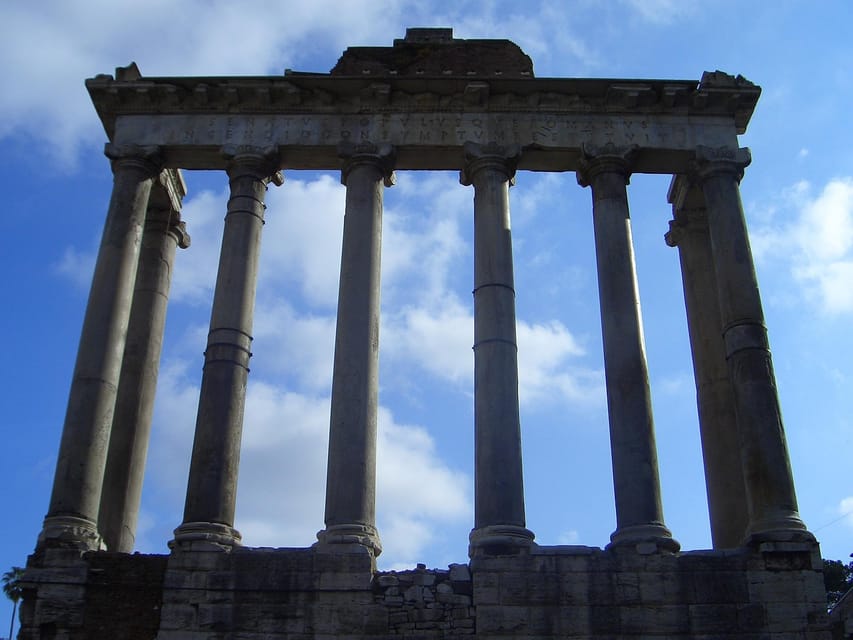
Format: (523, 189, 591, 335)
(459, 142, 520, 185)
(104, 143, 163, 176)
(222, 145, 284, 185)
(144, 207, 191, 249)
(169, 219, 191, 249)
(576, 143, 638, 187)
(339, 142, 396, 187)
(692, 146, 752, 183)
(665, 208, 708, 248)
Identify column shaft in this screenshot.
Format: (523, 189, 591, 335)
(174, 149, 281, 549)
(99, 170, 189, 552)
(319, 145, 393, 556)
(666, 176, 748, 548)
(462, 144, 534, 555)
(577, 146, 677, 551)
(695, 146, 811, 542)
(40, 144, 161, 549)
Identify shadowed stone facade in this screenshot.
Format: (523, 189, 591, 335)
(19, 29, 847, 639)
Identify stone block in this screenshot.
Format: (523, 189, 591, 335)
(158, 604, 198, 630)
(614, 571, 642, 604)
(361, 604, 390, 633)
(168, 550, 229, 572)
(589, 605, 622, 635)
(585, 568, 616, 603)
(388, 609, 410, 625)
(376, 574, 398, 587)
(555, 605, 594, 635)
(475, 604, 528, 633)
(413, 571, 437, 586)
(690, 570, 749, 603)
(449, 563, 471, 582)
(315, 568, 373, 590)
(620, 604, 689, 635)
(197, 602, 233, 630)
(737, 602, 767, 630)
(312, 547, 374, 574)
(764, 601, 811, 632)
(688, 603, 740, 632)
(559, 572, 595, 604)
(638, 570, 688, 603)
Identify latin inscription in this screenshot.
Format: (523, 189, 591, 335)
(113, 112, 736, 171)
(119, 113, 715, 149)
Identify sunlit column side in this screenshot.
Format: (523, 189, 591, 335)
(317, 143, 394, 558)
(173, 147, 282, 550)
(99, 169, 190, 553)
(665, 175, 748, 549)
(577, 144, 678, 552)
(39, 143, 162, 550)
(461, 143, 535, 556)
(693, 146, 812, 543)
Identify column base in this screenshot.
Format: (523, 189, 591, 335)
(469, 525, 536, 557)
(38, 515, 104, 552)
(744, 512, 815, 547)
(170, 521, 242, 551)
(315, 524, 382, 557)
(607, 523, 680, 553)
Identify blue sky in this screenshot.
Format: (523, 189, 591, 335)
(1, 0, 851, 598)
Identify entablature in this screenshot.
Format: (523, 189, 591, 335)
(87, 41, 759, 176)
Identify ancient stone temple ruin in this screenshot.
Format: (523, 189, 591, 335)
(21, 28, 842, 639)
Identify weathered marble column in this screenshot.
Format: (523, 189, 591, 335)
(577, 144, 678, 552)
(173, 147, 282, 550)
(99, 169, 190, 553)
(665, 175, 748, 549)
(694, 146, 812, 543)
(39, 143, 162, 550)
(461, 143, 534, 555)
(317, 143, 394, 557)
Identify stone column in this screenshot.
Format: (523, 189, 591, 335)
(577, 144, 678, 552)
(99, 169, 190, 553)
(693, 146, 812, 543)
(39, 143, 162, 550)
(173, 147, 282, 550)
(461, 143, 534, 555)
(665, 175, 748, 549)
(317, 143, 394, 557)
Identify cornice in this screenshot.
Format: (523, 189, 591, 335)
(86, 65, 760, 141)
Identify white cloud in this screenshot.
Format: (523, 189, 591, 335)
(377, 408, 470, 521)
(839, 496, 853, 529)
(655, 372, 693, 397)
(383, 297, 474, 386)
(620, 0, 697, 25)
(376, 407, 471, 567)
(54, 246, 95, 290)
(140, 345, 471, 564)
(233, 393, 471, 558)
(558, 529, 580, 544)
(0, 1, 413, 163)
(252, 300, 336, 391)
(753, 177, 853, 315)
(517, 319, 595, 407)
(169, 187, 228, 304)
(261, 175, 345, 309)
